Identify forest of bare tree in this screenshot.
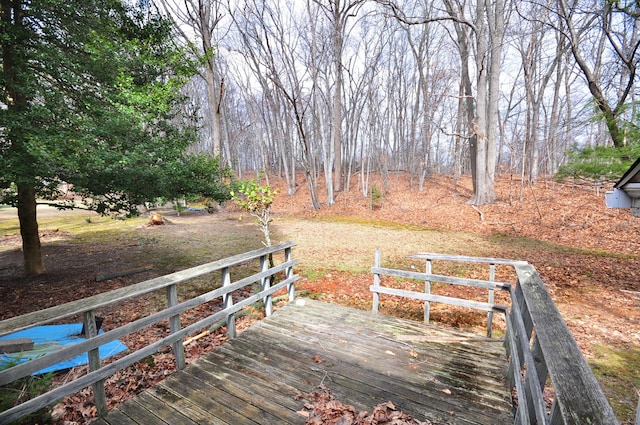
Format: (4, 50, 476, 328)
(159, 0, 640, 206)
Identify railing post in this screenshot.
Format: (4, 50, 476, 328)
(166, 284, 185, 370)
(531, 335, 548, 390)
(549, 399, 563, 425)
(372, 249, 381, 314)
(487, 263, 495, 337)
(222, 266, 236, 338)
(424, 258, 432, 323)
(260, 254, 273, 316)
(285, 246, 295, 302)
(83, 310, 107, 417)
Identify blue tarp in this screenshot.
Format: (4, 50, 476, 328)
(0, 324, 128, 375)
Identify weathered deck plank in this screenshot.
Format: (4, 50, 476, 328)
(98, 299, 513, 424)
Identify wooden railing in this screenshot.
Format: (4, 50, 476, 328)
(0, 242, 298, 424)
(408, 252, 527, 337)
(371, 251, 619, 425)
(371, 250, 520, 336)
(508, 264, 618, 425)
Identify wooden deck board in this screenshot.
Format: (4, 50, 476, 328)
(236, 314, 509, 423)
(99, 299, 513, 424)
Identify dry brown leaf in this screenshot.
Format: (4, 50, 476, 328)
(295, 387, 432, 425)
(297, 409, 311, 418)
(313, 355, 326, 363)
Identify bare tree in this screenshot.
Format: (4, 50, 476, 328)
(233, 0, 322, 209)
(210, 0, 636, 209)
(555, 0, 640, 148)
(402, 1, 456, 189)
(441, 0, 508, 204)
(310, 0, 365, 203)
(301, 0, 334, 205)
(159, 0, 227, 158)
(514, 0, 564, 182)
(381, 0, 508, 204)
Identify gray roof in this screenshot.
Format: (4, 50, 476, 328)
(615, 157, 640, 188)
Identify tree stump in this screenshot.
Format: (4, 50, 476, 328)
(149, 213, 164, 225)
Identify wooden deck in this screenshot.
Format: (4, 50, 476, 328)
(93, 299, 513, 425)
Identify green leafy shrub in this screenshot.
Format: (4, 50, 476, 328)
(231, 176, 279, 247)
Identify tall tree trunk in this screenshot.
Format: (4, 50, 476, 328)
(3, 1, 44, 275)
(548, 47, 564, 173)
(444, 0, 477, 193)
(331, 13, 343, 195)
(204, 45, 223, 157)
(160, 0, 225, 157)
(17, 184, 45, 275)
(453, 82, 464, 185)
(442, 0, 503, 205)
(332, 66, 343, 194)
(485, 0, 503, 199)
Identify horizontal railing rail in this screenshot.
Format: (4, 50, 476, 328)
(371, 251, 619, 425)
(509, 264, 618, 425)
(409, 252, 527, 337)
(409, 252, 529, 266)
(0, 242, 298, 424)
(370, 266, 511, 312)
(372, 250, 516, 336)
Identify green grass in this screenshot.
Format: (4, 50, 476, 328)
(590, 344, 640, 424)
(0, 208, 262, 290)
(312, 214, 437, 231)
(300, 269, 329, 281)
(0, 209, 147, 243)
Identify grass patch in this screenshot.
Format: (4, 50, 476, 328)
(0, 208, 147, 244)
(1, 208, 261, 268)
(275, 215, 498, 274)
(311, 215, 436, 232)
(300, 269, 329, 281)
(590, 344, 640, 423)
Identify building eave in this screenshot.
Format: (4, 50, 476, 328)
(615, 157, 640, 189)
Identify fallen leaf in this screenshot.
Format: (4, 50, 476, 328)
(442, 388, 452, 395)
(312, 355, 326, 364)
(295, 387, 429, 425)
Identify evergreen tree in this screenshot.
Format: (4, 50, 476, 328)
(557, 118, 640, 182)
(0, 0, 227, 275)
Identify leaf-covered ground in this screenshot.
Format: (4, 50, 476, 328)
(1, 173, 639, 423)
